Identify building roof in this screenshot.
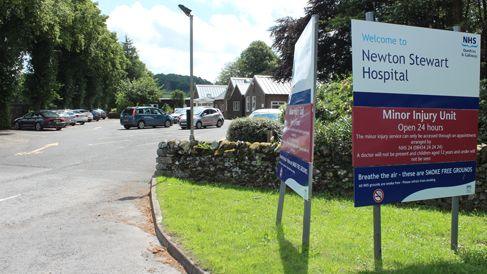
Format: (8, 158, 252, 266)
(230, 77, 252, 88)
(254, 75, 291, 95)
(195, 85, 227, 99)
(235, 82, 251, 96)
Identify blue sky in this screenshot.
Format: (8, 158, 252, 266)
(96, 0, 307, 82)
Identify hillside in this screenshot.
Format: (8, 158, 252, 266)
(154, 73, 212, 94)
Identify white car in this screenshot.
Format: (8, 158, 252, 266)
(71, 110, 89, 124)
(249, 109, 281, 121)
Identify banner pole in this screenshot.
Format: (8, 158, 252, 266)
(276, 181, 286, 225)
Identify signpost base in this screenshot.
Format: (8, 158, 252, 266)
(276, 181, 286, 225)
(373, 205, 382, 270)
(302, 199, 311, 250)
(451, 196, 459, 252)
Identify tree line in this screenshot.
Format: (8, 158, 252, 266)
(0, 0, 163, 128)
(270, 0, 487, 82)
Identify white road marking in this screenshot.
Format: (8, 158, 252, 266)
(15, 142, 59, 156)
(0, 194, 21, 202)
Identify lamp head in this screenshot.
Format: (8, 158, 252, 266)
(178, 4, 192, 16)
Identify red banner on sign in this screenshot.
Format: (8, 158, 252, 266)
(352, 106, 478, 167)
(281, 104, 314, 162)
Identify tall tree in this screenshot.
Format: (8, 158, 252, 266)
(122, 36, 147, 81)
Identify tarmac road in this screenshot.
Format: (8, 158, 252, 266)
(0, 119, 229, 273)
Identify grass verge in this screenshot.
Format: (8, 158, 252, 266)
(156, 176, 487, 273)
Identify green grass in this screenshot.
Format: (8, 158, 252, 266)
(156, 177, 487, 274)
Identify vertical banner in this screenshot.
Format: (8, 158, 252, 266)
(352, 20, 481, 207)
(277, 16, 317, 200)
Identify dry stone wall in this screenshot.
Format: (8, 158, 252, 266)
(156, 140, 487, 211)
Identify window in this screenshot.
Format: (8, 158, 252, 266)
(137, 109, 144, 114)
(233, 101, 240, 111)
(246, 97, 250, 112)
(251, 96, 256, 111)
(271, 101, 286, 109)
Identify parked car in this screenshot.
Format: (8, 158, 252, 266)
(170, 107, 189, 124)
(92, 108, 107, 119)
(179, 107, 224, 129)
(73, 109, 93, 122)
(120, 106, 173, 129)
(90, 110, 101, 121)
(249, 109, 281, 121)
(13, 110, 67, 131)
(55, 110, 76, 126)
(71, 110, 88, 125)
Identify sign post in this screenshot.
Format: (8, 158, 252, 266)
(352, 14, 480, 267)
(276, 14, 318, 250)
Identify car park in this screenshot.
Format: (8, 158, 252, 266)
(249, 109, 281, 121)
(13, 110, 67, 131)
(179, 107, 224, 129)
(120, 106, 173, 129)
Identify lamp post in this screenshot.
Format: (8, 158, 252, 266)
(178, 4, 195, 141)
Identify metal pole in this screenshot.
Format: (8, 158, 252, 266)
(276, 181, 286, 225)
(450, 25, 461, 252)
(451, 196, 459, 251)
(189, 15, 195, 142)
(364, 11, 382, 269)
(373, 205, 382, 270)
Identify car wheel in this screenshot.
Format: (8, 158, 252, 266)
(80, 122, 85, 125)
(216, 120, 223, 127)
(165, 120, 171, 127)
(196, 121, 202, 129)
(13, 122, 20, 130)
(35, 122, 42, 131)
(138, 121, 145, 129)
(124, 125, 130, 129)
(56, 127, 62, 131)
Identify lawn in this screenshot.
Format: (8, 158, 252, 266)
(156, 176, 487, 274)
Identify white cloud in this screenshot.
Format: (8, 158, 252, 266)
(107, 1, 307, 82)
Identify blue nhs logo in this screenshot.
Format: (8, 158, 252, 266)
(462, 36, 478, 48)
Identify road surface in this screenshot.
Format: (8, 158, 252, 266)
(0, 119, 229, 273)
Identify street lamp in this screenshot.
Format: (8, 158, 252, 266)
(178, 4, 195, 142)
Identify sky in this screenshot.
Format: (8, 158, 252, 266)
(96, 0, 307, 83)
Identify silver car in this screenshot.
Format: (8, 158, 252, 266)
(179, 107, 224, 129)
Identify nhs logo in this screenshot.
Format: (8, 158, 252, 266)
(462, 35, 478, 48)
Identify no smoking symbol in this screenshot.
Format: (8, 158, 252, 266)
(373, 189, 384, 203)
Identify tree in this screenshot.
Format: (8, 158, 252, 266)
(216, 62, 241, 85)
(171, 90, 185, 108)
(122, 36, 147, 81)
(216, 40, 278, 84)
(154, 73, 211, 94)
(270, 0, 471, 81)
(115, 75, 162, 111)
(0, 0, 38, 128)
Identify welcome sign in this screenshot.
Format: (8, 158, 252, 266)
(352, 20, 481, 207)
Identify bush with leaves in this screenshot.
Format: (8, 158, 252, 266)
(479, 80, 487, 144)
(227, 117, 282, 142)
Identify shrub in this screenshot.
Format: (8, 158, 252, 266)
(227, 117, 282, 142)
(315, 116, 352, 156)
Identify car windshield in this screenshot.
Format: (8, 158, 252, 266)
(40, 111, 59, 118)
(251, 113, 279, 121)
(174, 108, 187, 114)
(194, 107, 206, 115)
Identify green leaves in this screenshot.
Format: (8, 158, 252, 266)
(216, 40, 278, 84)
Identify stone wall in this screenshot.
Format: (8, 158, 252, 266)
(156, 140, 487, 211)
